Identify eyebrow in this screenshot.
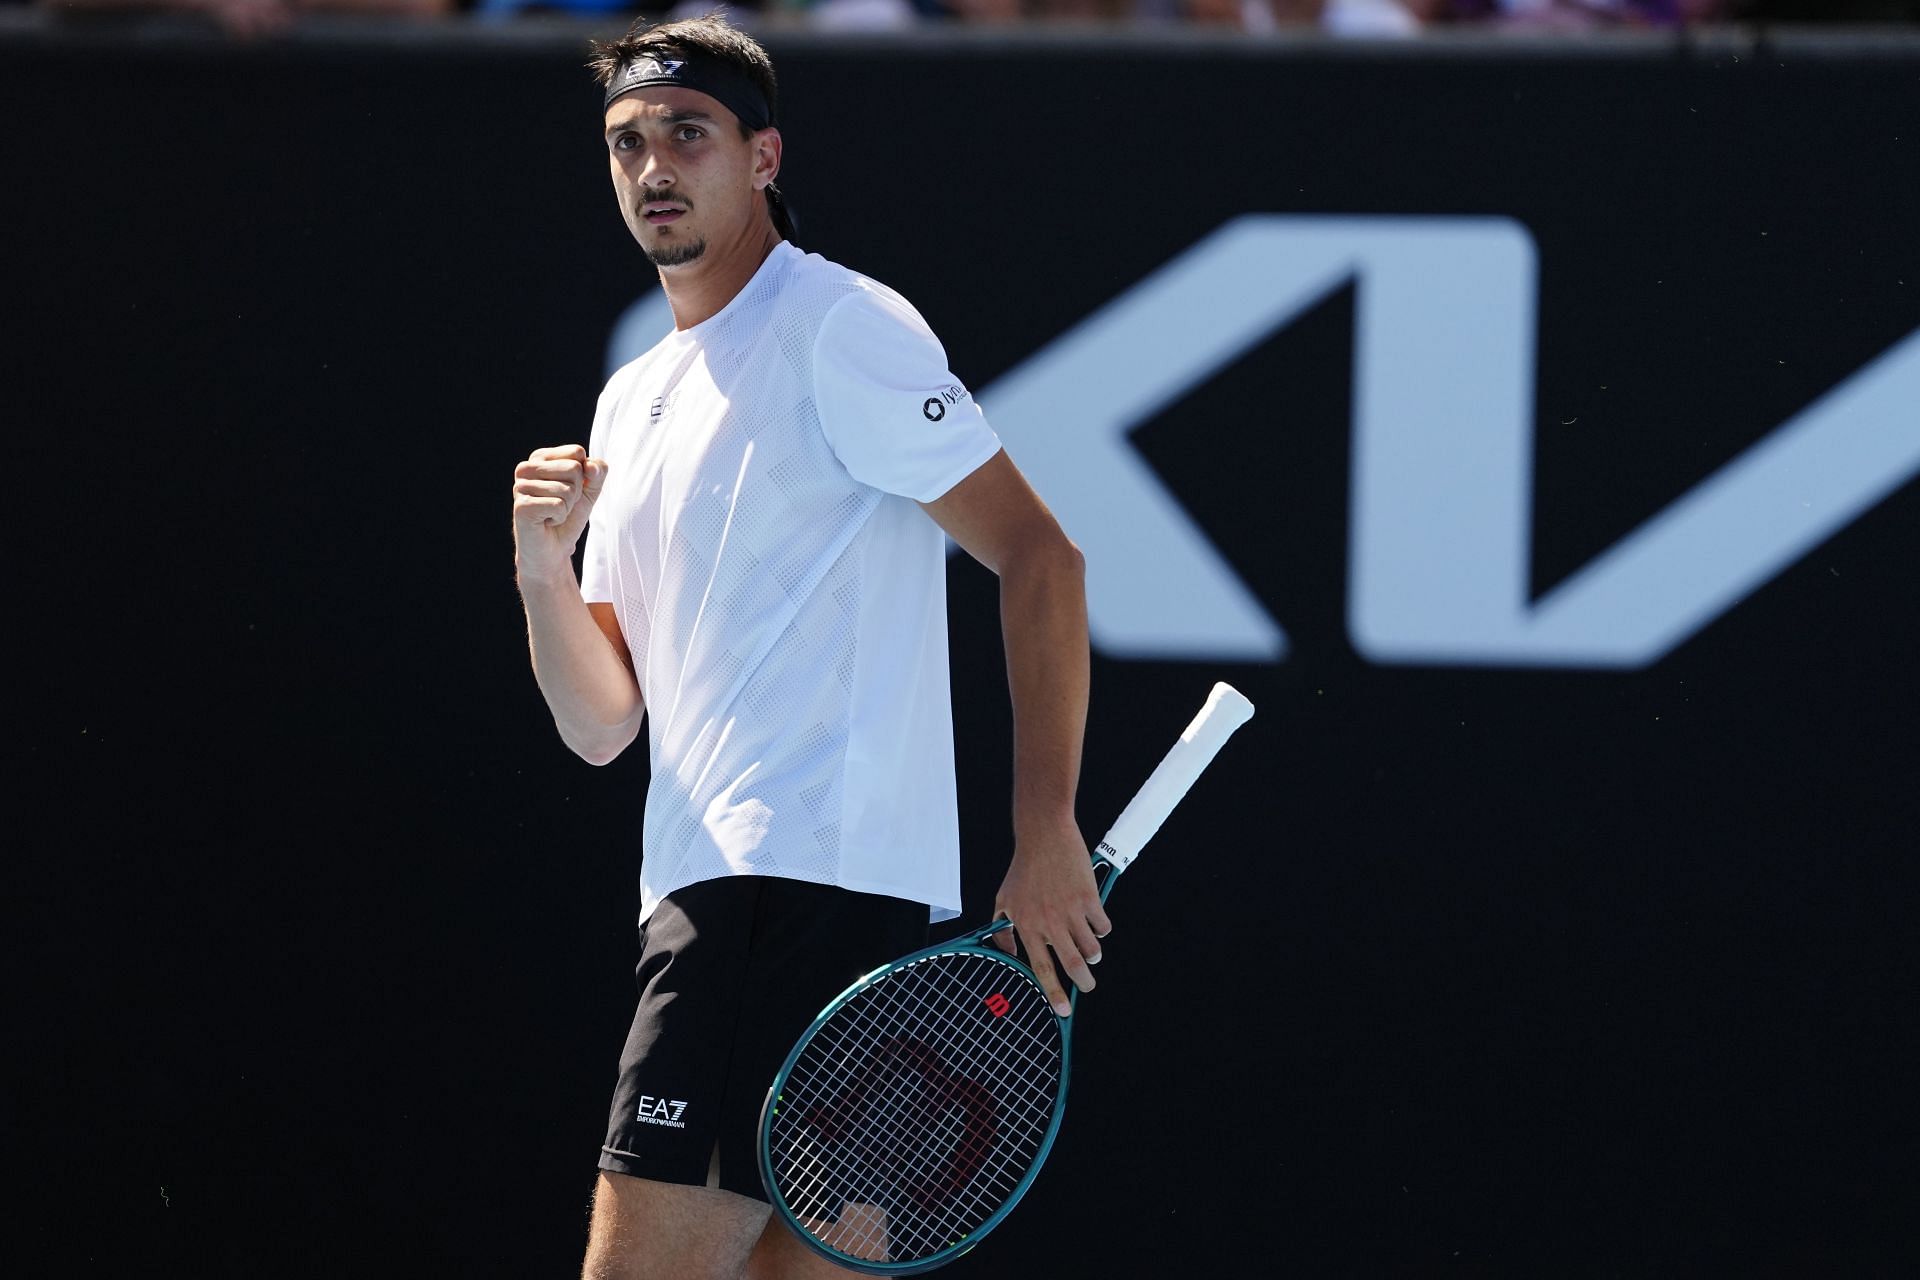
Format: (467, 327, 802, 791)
(604, 109, 717, 139)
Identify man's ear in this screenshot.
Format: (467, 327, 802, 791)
(753, 128, 784, 191)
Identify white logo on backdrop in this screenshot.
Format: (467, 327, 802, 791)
(607, 217, 1920, 669)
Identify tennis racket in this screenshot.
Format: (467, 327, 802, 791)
(757, 681, 1255, 1273)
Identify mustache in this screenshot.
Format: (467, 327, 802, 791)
(639, 186, 689, 209)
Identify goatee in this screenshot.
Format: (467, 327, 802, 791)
(646, 238, 708, 268)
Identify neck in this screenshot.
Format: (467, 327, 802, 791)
(658, 219, 783, 330)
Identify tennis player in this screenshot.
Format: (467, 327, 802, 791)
(509, 16, 1106, 1279)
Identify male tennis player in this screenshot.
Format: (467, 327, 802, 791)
(510, 16, 1105, 1279)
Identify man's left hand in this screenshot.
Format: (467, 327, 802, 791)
(991, 820, 1111, 1018)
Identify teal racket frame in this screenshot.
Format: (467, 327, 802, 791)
(756, 682, 1253, 1273)
(756, 856, 1119, 1275)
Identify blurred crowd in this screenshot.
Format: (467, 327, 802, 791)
(18, 0, 1919, 42)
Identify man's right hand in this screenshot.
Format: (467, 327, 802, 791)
(513, 445, 607, 584)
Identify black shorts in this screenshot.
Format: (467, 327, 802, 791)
(597, 875, 927, 1201)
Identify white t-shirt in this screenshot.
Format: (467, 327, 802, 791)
(579, 242, 1001, 925)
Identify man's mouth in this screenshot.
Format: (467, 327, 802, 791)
(642, 202, 686, 226)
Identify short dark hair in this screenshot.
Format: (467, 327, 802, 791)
(587, 14, 794, 242)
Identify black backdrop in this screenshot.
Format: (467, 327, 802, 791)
(8, 21, 1919, 1276)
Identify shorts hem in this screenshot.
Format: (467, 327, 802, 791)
(596, 1145, 705, 1188)
(596, 1146, 770, 1203)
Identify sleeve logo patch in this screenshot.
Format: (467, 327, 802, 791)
(922, 384, 970, 422)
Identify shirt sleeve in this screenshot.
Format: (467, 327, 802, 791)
(812, 286, 1002, 503)
(578, 511, 613, 605)
(576, 373, 626, 606)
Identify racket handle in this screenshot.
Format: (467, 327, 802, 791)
(1095, 682, 1254, 874)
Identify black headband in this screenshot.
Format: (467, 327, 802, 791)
(602, 50, 774, 132)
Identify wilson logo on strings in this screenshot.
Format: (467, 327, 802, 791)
(983, 993, 1011, 1018)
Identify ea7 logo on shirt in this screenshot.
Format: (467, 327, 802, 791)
(636, 1095, 690, 1128)
(922, 384, 970, 421)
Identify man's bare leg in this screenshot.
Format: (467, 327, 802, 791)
(581, 1169, 770, 1280)
(743, 1209, 882, 1280)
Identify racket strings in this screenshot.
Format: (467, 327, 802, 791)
(780, 985, 1054, 1255)
(767, 950, 1064, 1262)
(781, 974, 1051, 1245)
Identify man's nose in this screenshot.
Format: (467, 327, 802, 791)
(638, 149, 674, 188)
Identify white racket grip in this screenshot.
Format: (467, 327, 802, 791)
(1094, 682, 1254, 873)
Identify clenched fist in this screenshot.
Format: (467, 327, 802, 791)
(512, 445, 607, 586)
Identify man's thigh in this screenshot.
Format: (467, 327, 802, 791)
(743, 1210, 882, 1280)
(581, 1169, 770, 1280)
(599, 878, 927, 1200)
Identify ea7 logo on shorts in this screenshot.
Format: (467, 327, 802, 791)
(636, 1095, 689, 1128)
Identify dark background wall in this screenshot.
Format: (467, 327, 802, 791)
(7, 22, 1918, 1276)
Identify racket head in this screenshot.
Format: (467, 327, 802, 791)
(757, 932, 1071, 1274)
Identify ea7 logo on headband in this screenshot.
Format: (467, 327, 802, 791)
(625, 56, 685, 84)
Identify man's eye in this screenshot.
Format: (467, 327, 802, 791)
(614, 135, 637, 151)
(677, 126, 703, 142)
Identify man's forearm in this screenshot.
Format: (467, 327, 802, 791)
(519, 566, 645, 766)
(998, 539, 1090, 841)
